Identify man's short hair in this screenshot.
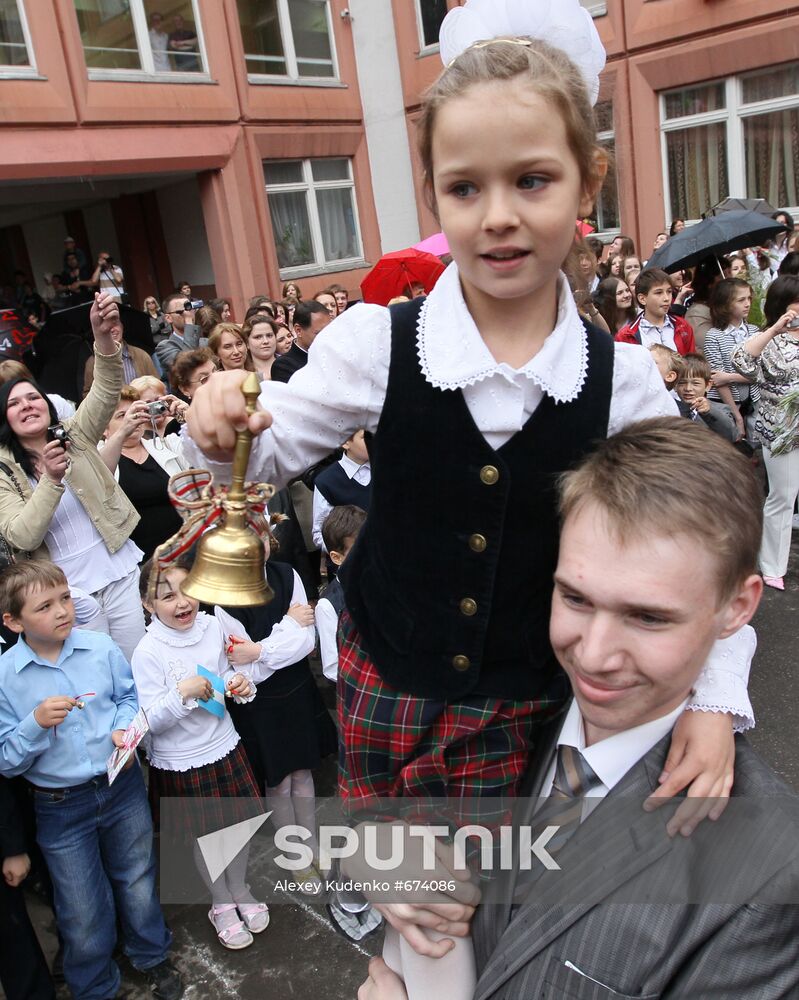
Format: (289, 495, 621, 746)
(636, 268, 672, 300)
(680, 352, 711, 382)
(558, 417, 762, 602)
(322, 505, 367, 554)
(293, 300, 330, 330)
(0, 561, 68, 619)
(162, 292, 185, 315)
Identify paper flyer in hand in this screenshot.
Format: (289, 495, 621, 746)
(106, 708, 149, 785)
(197, 665, 226, 718)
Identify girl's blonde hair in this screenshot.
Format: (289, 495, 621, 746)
(417, 38, 607, 212)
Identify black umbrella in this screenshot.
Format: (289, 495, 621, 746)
(705, 197, 776, 217)
(647, 210, 788, 273)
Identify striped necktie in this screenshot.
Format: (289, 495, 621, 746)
(543, 744, 603, 851)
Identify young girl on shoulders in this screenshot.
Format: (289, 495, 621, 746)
(186, 0, 755, 991)
(215, 530, 337, 881)
(131, 558, 268, 952)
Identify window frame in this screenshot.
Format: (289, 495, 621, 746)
(579, 0, 608, 17)
(0, 0, 37, 78)
(78, 0, 211, 83)
(264, 157, 365, 279)
(243, 0, 339, 86)
(594, 103, 620, 238)
(660, 65, 799, 226)
(414, 0, 447, 54)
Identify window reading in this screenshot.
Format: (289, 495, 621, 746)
(0, 0, 33, 68)
(416, 0, 448, 49)
(238, 0, 335, 81)
(661, 62, 799, 224)
(264, 158, 362, 274)
(74, 0, 207, 76)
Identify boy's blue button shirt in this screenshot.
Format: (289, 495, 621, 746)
(0, 629, 138, 788)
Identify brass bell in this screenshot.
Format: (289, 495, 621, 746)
(182, 372, 275, 606)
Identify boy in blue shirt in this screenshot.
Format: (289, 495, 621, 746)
(0, 561, 182, 1000)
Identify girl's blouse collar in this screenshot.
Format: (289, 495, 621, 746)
(147, 611, 212, 647)
(416, 262, 589, 403)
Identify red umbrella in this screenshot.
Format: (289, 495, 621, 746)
(361, 248, 446, 306)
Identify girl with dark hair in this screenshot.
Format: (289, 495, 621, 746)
(209, 298, 232, 323)
(732, 275, 799, 590)
(670, 218, 686, 235)
(0, 293, 146, 660)
(771, 210, 795, 261)
(593, 276, 636, 335)
(242, 317, 279, 381)
(704, 278, 758, 441)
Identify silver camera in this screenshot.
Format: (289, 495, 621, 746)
(146, 401, 168, 418)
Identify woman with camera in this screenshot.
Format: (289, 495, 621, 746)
(732, 275, 799, 591)
(0, 293, 147, 659)
(99, 386, 184, 561)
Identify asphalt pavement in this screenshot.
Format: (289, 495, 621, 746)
(19, 534, 799, 1000)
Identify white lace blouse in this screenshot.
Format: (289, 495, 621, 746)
(184, 264, 755, 730)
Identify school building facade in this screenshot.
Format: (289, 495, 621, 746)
(0, 0, 798, 313)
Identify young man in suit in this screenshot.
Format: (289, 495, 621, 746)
(359, 417, 799, 1000)
(271, 300, 332, 383)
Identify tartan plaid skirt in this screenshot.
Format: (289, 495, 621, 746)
(148, 741, 262, 839)
(337, 613, 566, 807)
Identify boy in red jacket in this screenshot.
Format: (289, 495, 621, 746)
(616, 268, 696, 355)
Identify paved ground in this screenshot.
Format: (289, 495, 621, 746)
(18, 534, 799, 1000)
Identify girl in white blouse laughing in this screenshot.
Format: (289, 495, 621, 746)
(131, 560, 268, 952)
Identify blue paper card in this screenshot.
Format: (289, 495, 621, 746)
(197, 665, 226, 718)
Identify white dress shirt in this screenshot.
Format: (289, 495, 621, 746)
(541, 698, 689, 802)
(638, 313, 677, 351)
(311, 454, 371, 551)
(315, 596, 340, 681)
(213, 569, 316, 685)
(184, 262, 755, 729)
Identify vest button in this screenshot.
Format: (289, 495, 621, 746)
(480, 465, 499, 485)
(452, 655, 471, 672)
(468, 534, 487, 553)
(459, 598, 477, 616)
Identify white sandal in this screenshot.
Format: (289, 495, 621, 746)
(237, 901, 270, 934)
(208, 904, 253, 950)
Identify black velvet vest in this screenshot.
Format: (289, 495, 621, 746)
(340, 299, 614, 700)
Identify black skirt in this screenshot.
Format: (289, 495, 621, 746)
(228, 661, 338, 789)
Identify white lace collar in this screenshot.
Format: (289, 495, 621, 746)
(147, 610, 212, 648)
(416, 262, 589, 403)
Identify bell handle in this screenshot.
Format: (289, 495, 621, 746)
(229, 372, 262, 502)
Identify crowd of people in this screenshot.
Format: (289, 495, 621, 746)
(0, 2, 798, 999)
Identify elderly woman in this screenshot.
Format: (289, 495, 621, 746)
(100, 386, 185, 561)
(732, 275, 799, 592)
(170, 348, 218, 401)
(0, 293, 146, 659)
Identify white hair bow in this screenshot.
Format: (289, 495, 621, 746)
(439, 0, 606, 107)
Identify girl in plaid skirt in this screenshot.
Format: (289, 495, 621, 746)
(131, 560, 268, 952)
(185, 0, 756, 989)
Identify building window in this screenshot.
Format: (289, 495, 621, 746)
(0, 0, 35, 71)
(593, 100, 620, 234)
(661, 63, 799, 223)
(238, 0, 336, 81)
(416, 0, 448, 50)
(264, 158, 363, 275)
(74, 0, 207, 77)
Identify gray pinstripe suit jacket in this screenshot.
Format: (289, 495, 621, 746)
(472, 723, 799, 999)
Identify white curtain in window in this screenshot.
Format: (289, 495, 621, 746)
(317, 189, 357, 262)
(268, 191, 314, 268)
(745, 110, 799, 207)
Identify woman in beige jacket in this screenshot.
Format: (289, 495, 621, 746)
(0, 293, 146, 660)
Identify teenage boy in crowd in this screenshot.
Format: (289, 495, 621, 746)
(616, 269, 696, 355)
(0, 562, 182, 1000)
(360, 418, 799, 1000)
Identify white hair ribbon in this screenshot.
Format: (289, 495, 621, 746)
(439, 0, 607, 107)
